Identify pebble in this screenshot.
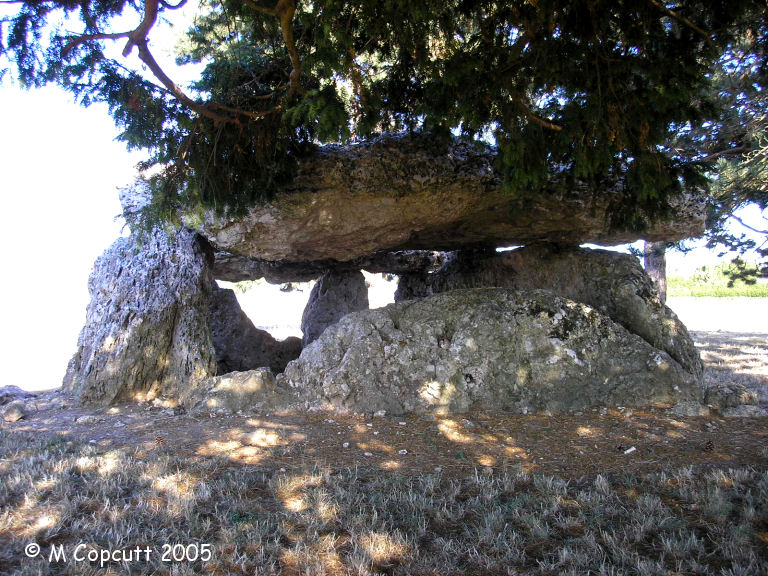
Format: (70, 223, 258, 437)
(74, 415, 101, 424)
(398, 449, 408, 455)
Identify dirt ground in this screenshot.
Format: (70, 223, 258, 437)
(4, 331, 767, 481)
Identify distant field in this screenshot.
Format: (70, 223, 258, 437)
(668, 280, 768, 297)
(668, 263, 768, 298)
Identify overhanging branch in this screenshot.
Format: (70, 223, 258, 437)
(244, 0, 302, 96)
(647, 0, 714, 47)
(60, 0, 281, 124)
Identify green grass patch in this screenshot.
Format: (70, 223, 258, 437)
(668, 261, 768, 297)
(668, 279, 768, 297)
(1, 431, 767, 575)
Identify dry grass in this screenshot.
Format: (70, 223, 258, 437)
(694, 331, 768, 404)
(2, 330, 767, 574)
(1, 431, 767, 575)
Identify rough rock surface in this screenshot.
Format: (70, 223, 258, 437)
(209, 287, 302, 374)
(1, 400, 30, 422)
(187, 369, 292, 414)
(0, 385, 35, 406)
(190, 134, 706, 263)
(301, 270, 369, 346)
(396, 245, 703, 381)
(280, 289, 697, 415)
(213, 250, 445, 284)
(62, 228, 218, 406)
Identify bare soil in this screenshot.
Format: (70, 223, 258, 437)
(4, 331, 767, 481)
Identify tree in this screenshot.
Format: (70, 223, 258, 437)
(666, 8, 767, 283)
(643, 240, 668, 302)
(1, 1, 763, 229)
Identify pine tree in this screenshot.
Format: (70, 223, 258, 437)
(670, 9, 767, 281)
(1, 0, 763, 228)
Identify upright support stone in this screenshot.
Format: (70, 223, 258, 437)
(62, 228, 218, 406)
(209, 287, 302, 374)
(301, 270, 369, 346)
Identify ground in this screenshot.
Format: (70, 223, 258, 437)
(2, 330, 767, 575)
(5, 330, 767, 481)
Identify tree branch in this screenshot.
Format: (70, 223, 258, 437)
(278, 0, 301, 95)
(59, 0, 280, 124)
(121, 0, 160, 56)
(136, 39, 247, 124)
(699, 144, 752, 163)
(517, 98, 563, 131)
(730, 213, 768, 235)
(244, 0, 302, 95)
(159, 0, 187, 9)
(62, 31, 131, 57)
(647, 0, 714, 47)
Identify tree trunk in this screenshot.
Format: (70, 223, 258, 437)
(644, 241, 668, 304)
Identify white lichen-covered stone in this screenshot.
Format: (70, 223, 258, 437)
(0, 385, 35, 406)
(62, 228, 217, 406)
(188, 369, 294, 414)
(397, 245, 703, 381)
(280, 288, 699, 415)
(1, 400, 30, 422)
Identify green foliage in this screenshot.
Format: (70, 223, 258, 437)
(674, 11, 768, 274)
(668, 260, 768, 297)
(1, 0, 765, 225)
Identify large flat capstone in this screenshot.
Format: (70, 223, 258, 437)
(189, 134, 705, 264)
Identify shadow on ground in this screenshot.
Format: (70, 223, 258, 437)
(693, 331, 768, 404)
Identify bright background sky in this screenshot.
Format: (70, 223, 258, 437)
(0, 6, 765, 392)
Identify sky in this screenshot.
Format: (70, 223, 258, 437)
(0, 5, 765, 392)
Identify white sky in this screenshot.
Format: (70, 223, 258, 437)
(0, 6, 765, 391)
(0, 85, 140, 390)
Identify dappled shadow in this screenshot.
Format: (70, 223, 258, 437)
(4, 329, 768, 573)
(10, 396, 768, 481)
(692, 331, 768, 404)
(3, 406, 768, 575)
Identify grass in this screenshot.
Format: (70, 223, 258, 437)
(668, 262, 768, 298)
(1, 431, 767, 575)
(668, 278, 768, 297)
